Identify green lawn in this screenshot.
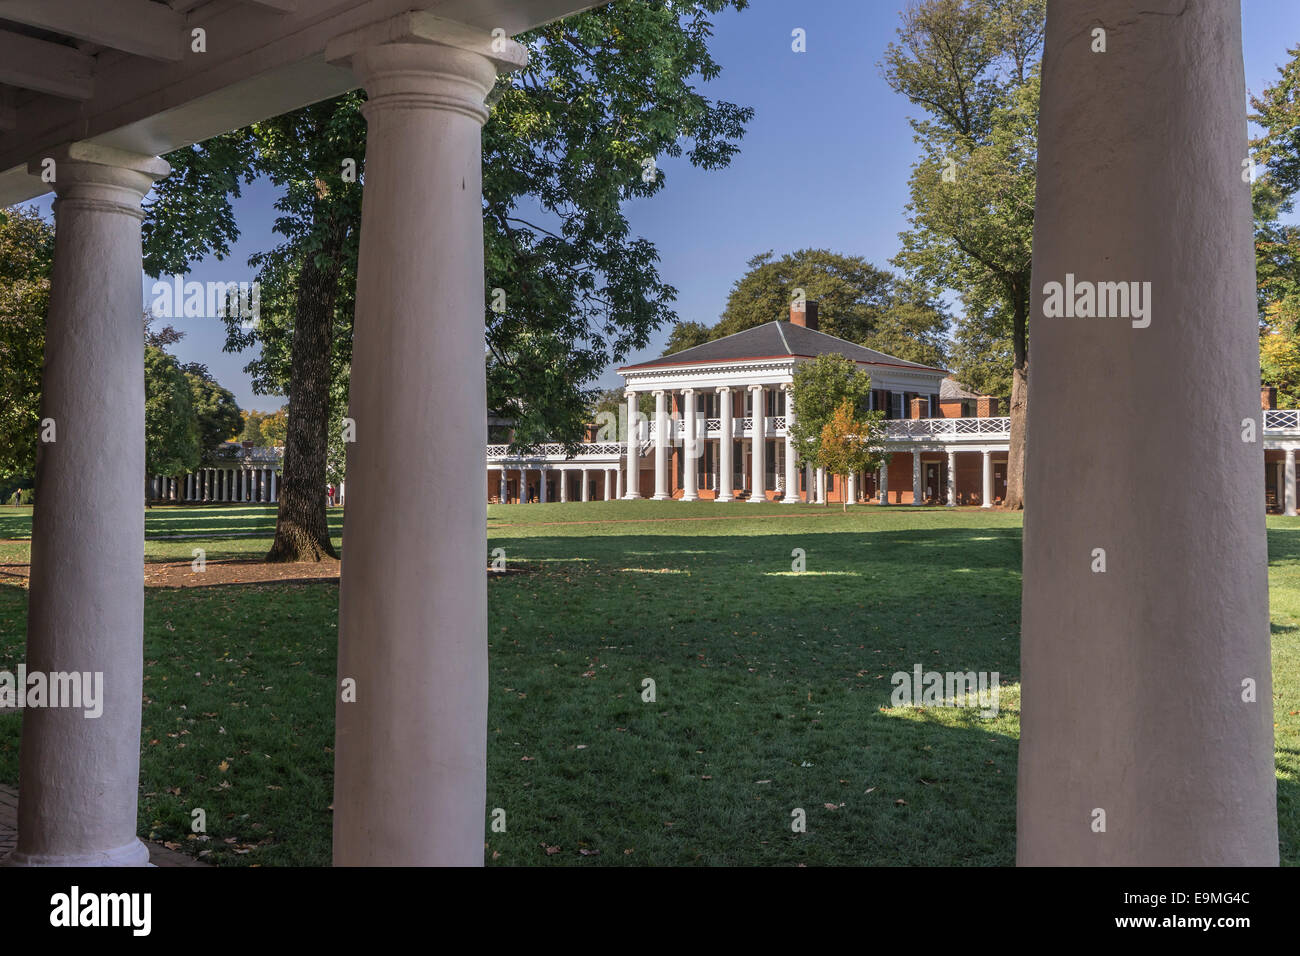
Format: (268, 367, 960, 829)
(0, 501, 1296, 865)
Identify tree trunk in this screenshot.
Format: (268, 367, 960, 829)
(1003, 293, 1029, 511)
(266, 220, 345, 563)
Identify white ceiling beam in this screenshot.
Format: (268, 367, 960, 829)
(0, 32, 95, 100)
(241, 0, 299, 11)
(0, 0, 597, 206)
(0, 0, 186, 62)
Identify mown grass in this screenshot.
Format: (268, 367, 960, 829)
(0, 501, 1295, 865)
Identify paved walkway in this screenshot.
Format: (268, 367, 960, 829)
(0, 784, 207, 866)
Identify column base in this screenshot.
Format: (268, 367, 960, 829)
(4, 836, 151, 867)
(981, 503, 993, 509)
(651, 494, 670, 500)
(749, 495, 767, 503)
(623, 493, 642, 500)
(681, 494, 699, 502)
(716, 495, 733, 503)
(782, 495, 800, 504)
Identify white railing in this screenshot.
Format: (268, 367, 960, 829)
(486, 442, 625, 461)
(885, 417, 1011, 441)
(1265, 409, 1300, 432)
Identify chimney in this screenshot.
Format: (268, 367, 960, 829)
(909, 396, 926, 420)
(789, 300, 818, 331)
(1262, 385, 1278, 410)
(976, 395, 1000, 418)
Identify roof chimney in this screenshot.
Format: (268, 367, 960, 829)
(789, 300, 818, 331)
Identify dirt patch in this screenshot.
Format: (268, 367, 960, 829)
(145, 558, 341, 588)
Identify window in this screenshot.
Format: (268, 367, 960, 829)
(891, 392, 904, 419)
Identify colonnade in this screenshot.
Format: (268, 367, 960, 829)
(491, 464, 621, 503)
(148, 466, 279, 503)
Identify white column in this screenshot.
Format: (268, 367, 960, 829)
(579, 468, 588, 502)
(681, 388, 698, 501)
(717, 387, 734, 502)
(816, 466, 826, 505)
(947, 450, 957, 507)
(783, 385, 799, 503)
(749, 385, 765, 502)
(981, 451, 992, 509)
(911, 451, 923, 505)
(805, 463, 814, 504)
(616, 464, 623, 500)
(652, 390, 669, 499)
(624, 390, 641, 498)
(270, 470, 278, 503)
(559, 468, 569, 503)
(1020, 0, 1276, 865)
(498, 467, 507, 504)
(604, 468, 612, 500)
(328, 21, 527, 867)
(1286, 449, 1297, 517)
(847, 472, 856, 505)
(879, 462, 889, 506)
(539, 467, 548, 503)
(13, 144, 168, 867)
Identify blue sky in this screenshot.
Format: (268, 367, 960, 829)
(24, 0, 1300, 411)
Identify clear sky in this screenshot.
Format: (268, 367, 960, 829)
(22, 0, 1300, 411)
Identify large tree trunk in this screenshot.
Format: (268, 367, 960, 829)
(266, 219, 345, 563)
(1003, 294, 1028, 511)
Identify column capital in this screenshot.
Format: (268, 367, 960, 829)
(653, 388, 666, 397)
(748, 383, 764, 393)
(681, 387, 695, 396)
(624, 388, 638, 400)
(717, 385, 732, 394)
(327, 13, 528, 125)
(30, 143, 170, 216)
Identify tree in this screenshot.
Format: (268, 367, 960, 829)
(145, 345, 200, 484)
(883, 0, 1044, 510)
(664, 320, 712, 355)
(239, 410, 268, 445)
(789, 353, 876, 480)
(141, 1, 754, 560)
(818, 400, 888, 512)
(1249, 42, 1300, 407)
(184, 366, 243, 458)
(0, 207, 53, 487)
(715, 249, 896, 342)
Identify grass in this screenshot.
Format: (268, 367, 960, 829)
(0, 501, 1295, 865)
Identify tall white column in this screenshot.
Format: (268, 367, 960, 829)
(879, 461, 889, 506)
(604, 468, 612, 500)
(1287, 449, 1297, 516)
(539, 467, 548, 503)
(947, 450, 957, 507)
(580, 468, 589, 502)
(783, 385, 799, 503)
(749, 385, 765, 502)
(717, 387, 734, 502)
(616, 464, 623, 499)
(980, 451, 992, 509)
(498, 467, 507, 504)
(911, 451, 923, 505)
(681, 388, 698, 501)
(559, 469, 569, 503)
(328, 19, 528, 866)
(624, 390, 641, 498)
(816, 466, 826, 505)
(805, 463, 814, 504)
(652, 390, 669, 499)
(1019, 0, 1276, 866)
(846, 472, 856, 505)
(270, 470, 278, 503)
(13, 144, 168, 867)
